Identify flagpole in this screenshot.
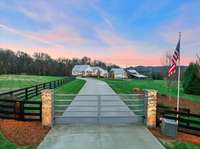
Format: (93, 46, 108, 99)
(177, 32, 181, 122)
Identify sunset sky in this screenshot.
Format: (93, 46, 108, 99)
(0, 0, 199, 66)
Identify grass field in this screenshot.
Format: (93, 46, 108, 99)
(0, 75, 63, 93)
(162, 141, 200, 149)
(0, 133, 35, 149)
(102, 79, 200, 102)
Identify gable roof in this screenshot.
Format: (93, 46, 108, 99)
(72, 65, 92, 72)
(127, 69, 138, 74)
(127, 69, 147, 78)
(110, 68, 126, 74)
(92, 66, 108, 73)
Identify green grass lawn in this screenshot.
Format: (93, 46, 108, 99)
(54, 79, 86, 113)
(162, 141, 200, 149)
(101, 79, 200, 102)
(55, 79, 85, 94)
(0, 75, 63, 93)
(0, 133, 35, 149)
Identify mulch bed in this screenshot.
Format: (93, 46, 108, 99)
(133, 89, 200, 114)
(134, 89, 200, 144)
(0, 119, 50, 146)
(149, 127, 200, 145)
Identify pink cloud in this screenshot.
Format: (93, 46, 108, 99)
(93, 29, 167, 66)
(16, 1, 66, 24)
(96, 29, 195, 66)
(0, 39, 192, 67)
(29, 27, 88, 45)
(0, 41, 84, 59)
(0, 24, 195, 66)
(157, 23, 200, 65)
(0, 23, 89, 47)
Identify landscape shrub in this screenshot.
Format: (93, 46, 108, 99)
(183, 63, 200, 95)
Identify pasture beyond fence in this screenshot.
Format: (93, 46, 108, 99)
(0, 77, 75, 121)
(0, 77, 75, 101)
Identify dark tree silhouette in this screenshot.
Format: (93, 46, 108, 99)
(0, 48, 118, 76)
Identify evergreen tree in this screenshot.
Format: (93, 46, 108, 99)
(183, 63, 200, 95)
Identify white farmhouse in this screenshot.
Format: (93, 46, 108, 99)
(110, 68, 128, 79)
(72, 65, 108, 77)
(72, 65, 93, 77)
(91, 67, 108, 77)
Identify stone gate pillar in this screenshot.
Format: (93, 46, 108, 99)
(41, 89, 54, 127)
(144, 89, 157, 128)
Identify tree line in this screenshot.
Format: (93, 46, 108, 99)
(183, 55, 200, 95)
(0, 48, 119, 76)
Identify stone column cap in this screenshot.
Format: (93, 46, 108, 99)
(41, 89, 54, 93)
(144, 89, 158, 93)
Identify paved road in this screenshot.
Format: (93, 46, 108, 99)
(38, 78, 164, 149)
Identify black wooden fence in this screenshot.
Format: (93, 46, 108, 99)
(157, 105, 200, 136)
(0, 77, 75, 101)
(0, 77, 75, 121)
(0, 98, 42, 121)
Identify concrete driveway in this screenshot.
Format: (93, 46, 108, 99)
(38, 78, 164, 149)
(61, 78, 134, 120)
(38, 124, 164, 149)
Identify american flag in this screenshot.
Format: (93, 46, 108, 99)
(168, 39, 180, 76)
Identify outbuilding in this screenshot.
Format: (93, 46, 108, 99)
(110, 68, 128, 79)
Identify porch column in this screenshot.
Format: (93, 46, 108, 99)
(41, 89, 54, 127)
(144, 89, 157, 128)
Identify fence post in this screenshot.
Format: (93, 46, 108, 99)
(41, 89, 54, 127)
(49, 82, 51, 89)
(40, 102, 42, 121)
(15, 100, 24, 120)
(144, 89, 157, 128)
(36, 85, 38, 96)
(54, 81, 56, 88)
(25, 88, 28, 100)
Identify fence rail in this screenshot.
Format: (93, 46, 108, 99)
(157, 105, 200, 136)
(0, 77, 75, 121)
(0, 99, 42, 121)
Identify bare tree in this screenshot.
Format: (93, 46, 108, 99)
(161, 51, 176, 98)
(196, 54, 200, 64)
